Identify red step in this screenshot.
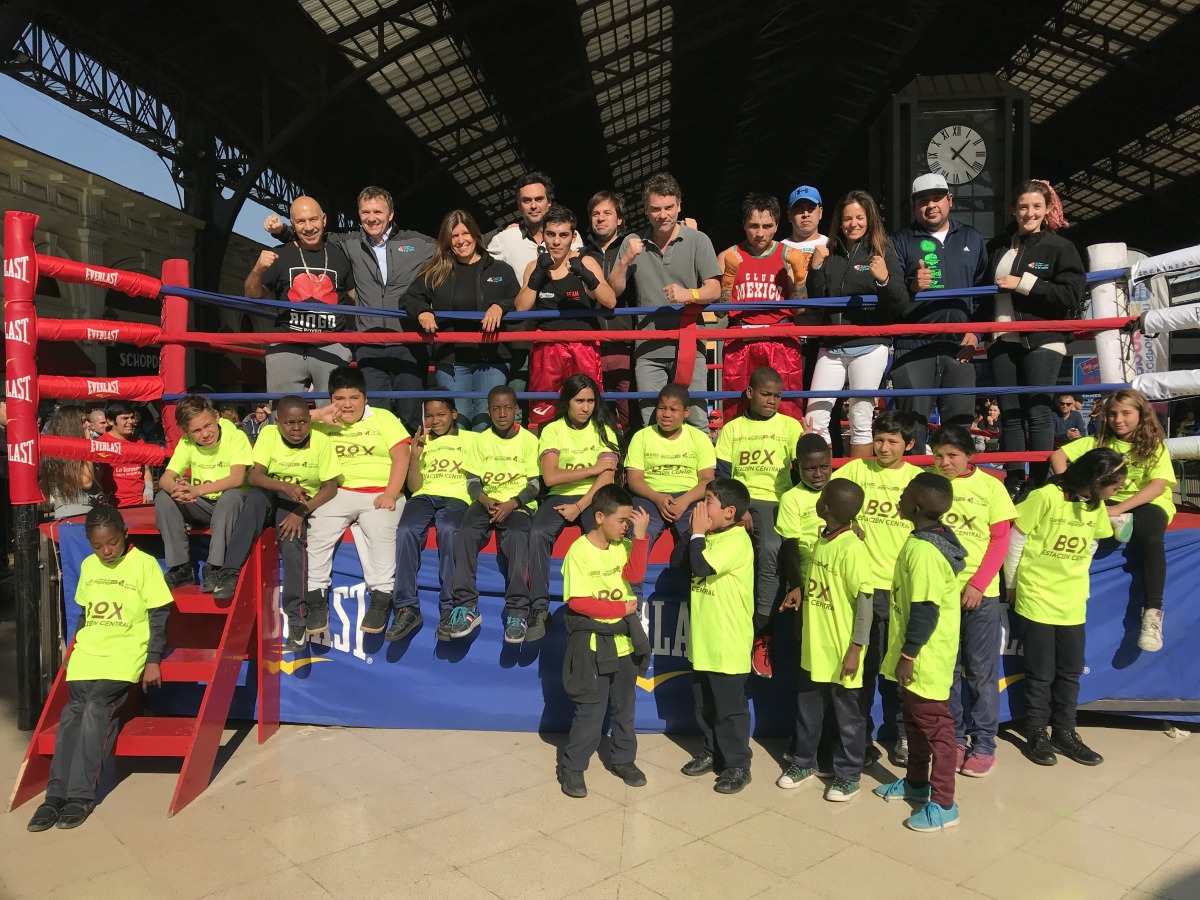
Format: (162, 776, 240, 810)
(159, 647, 218, 682)
(171, 585, 233, 616)
(37, 717, 197, 757)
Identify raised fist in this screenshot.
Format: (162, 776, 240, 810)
(623, 235, 645, 262)
(568, 255, 600, 290)
(784, 246, 810, 284)
(868, 254, 889, 284)
(810, 243, 829, 269)
(721, 248, 743, 296)
(528, 247, 553, 291)
(263, 215, 285, 236)
(255, 249, 279, 271)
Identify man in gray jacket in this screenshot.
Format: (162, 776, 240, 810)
(266, 186, 434, 432)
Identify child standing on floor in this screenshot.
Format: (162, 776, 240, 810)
(776, 433, 835, 601)
(557, 485, 651, 799)
(715, 366, 805, 679)
(777, 479, 872, 801)
(930, 425, 1017, 778)
(26, 506, 173, 832)
(1007, 448, 1125, 768)
(829, 409, 922, 765)
(1050, 388, 1174, 652)
(680, 478, 757, 794)
(874, 472, 966, 833)
(390, 398, 476, 643)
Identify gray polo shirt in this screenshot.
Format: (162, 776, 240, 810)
(618, 224, 720, 353)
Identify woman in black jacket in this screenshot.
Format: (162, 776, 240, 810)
(403, 210, 519, 430)
(805, 190, 908, 456)
(982, 180, 1086, 496)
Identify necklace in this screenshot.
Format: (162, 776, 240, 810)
(295, 241, 330, 284)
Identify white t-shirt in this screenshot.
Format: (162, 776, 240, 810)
(782, 234, 829, 253)
(993, 246, 1066, 354)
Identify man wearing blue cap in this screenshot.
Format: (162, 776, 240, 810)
(782, 186, 827, 255)
(889, 173, 989, 452)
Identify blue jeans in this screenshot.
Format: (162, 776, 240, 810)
(434, 362, 510, 431)
(393, 495, 467, 610)
(949, 594, 1001, 756)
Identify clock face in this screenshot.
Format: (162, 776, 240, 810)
(926, 125, 988, 186)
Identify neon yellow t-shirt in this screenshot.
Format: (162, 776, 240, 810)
(252, 425, 343, 496)
(68, 546, 174, 683)
(464, 425, 540, 506)
(1062, 435, 1176, 522)
(802, 528, 872, 688)
(689, 526, 755, 674)
(715, 413, 804, 502)
(625, 424, 715, 494)
(882, 536, 961, 701)
(414, 428, 475, 505)
(539, 419, 620, 498)
(314, 406, 410, 491)
(830, 458, 922, 591)
(1013, 484, 1113, 626)
(562, 535, 635, 656)
(775, 483, 822, 588)
(165, 418, 252, 500)
(946, 467, 1017, 596)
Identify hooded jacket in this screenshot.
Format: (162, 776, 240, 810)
(979, 229, 1087, 349)
(804, 238, 908, 349)
(901, 523, 968, 657)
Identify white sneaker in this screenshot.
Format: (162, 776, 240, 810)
(1137, 608, 1164, 652)
(1109, 513, 1134, 542)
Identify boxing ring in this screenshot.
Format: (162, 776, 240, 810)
(7, 208, 1200, 737)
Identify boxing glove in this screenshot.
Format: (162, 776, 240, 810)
(568, 255, 600, 290)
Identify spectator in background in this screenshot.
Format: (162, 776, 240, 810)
(241, 401, 274, 444)
(85, 407, 110, 440)
(96, 400, 154, 508)
(218, 405, 241, 427)
(1088, 397, 1104, 436)
(39, 404, 107, 520)
(1053, 393, 1086, 447)
(582, 190, 636, 433)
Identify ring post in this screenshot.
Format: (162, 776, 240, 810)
(160, 259, 190, 449)
(5, 211, 46, 730)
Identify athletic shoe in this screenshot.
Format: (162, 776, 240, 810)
(384, 607, 423, 642)
(1109, 513, 1134, 543)
(212, 569, 239, 601)
(681, 753, 714, 777)
(714, 768, 751, 794)
(1026, 728, 1058, 766)
(609, 762, 647, 787)
(164, 563, 195, 590)
(524, 609, 550, 642)
(446, 605, 481, 639)
(955, 744, 967, 772)
(824, 778, 861, 802)
(200, 566, 220, 594)
(360, 590, 392, 634)
(435, 610, 455, 641)
(1051, 729, 1104, 766)
(503, 615, 528, 644)
(558, 766, 587, 799)
(960, 752, 996, 777)
(305, 590, 329, 635)
(54, 799, 95, 829)
(26, 799, 64, 832)
(905, 801, 960, 833)
(892, 736, 909, 766)
(864, 743, 883, 766)
(1137, 608, 1164, 652)
(286, 618, 307, 652)
(751, 635, 774, 679)
(873, 778, 932, 803)
(776, 765, 818, 790)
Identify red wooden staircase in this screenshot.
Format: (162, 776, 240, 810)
(7, 533, 281, 816)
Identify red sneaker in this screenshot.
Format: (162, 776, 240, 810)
(960, 752, 996, 778)
(751, 635, 774, 679)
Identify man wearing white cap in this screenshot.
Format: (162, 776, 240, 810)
(889, 173, 989, 450)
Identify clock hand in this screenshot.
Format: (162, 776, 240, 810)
(949, 140, 969, 162)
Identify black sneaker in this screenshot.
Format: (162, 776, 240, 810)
(212, 569, 239, 601)
(1051, 729, 1104, 766)
(286, 618, 307, 651)
(445, 605, 481, 639)
(714, 768, 752, 794)
(525, 609, 550, 642)
(27, 798, 64, 832)
(164, 564, 194, 590)
(864, 743, 883, 766)
(503, 615, 528, 644)
(200, 566, 220, 593)
(54, 799, 94, 829)
(360, 590, 392, 634)
(435, 610, 455, 641)
(385, 607, 423, 642)
(891, 736, 909, 766)
(305, 590, 329, 635)
(1026, 728, 1058, 766)
(609, 762, 647, 787)
(558, 765, 587, 799)
(681, 753, 714, 777)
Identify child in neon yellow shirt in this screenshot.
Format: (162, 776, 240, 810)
(26, 506, 173, 832)
(874, 472, 966, 833)
(557, 485, 651, 799)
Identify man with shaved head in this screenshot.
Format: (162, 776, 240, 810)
(246, 195, 356, 393)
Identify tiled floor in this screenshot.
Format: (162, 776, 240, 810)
(2, 711, 1199, 899)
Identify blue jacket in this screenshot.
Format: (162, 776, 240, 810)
(890, 219, 988, 352)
